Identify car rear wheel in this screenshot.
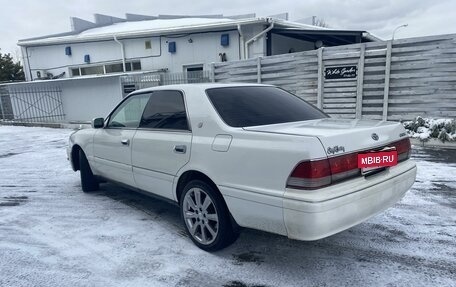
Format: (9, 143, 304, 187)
(79, 150, 99, 192)
(180, 180, 237, 251)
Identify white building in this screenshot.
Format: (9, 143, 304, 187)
(18, 13, 379, 81)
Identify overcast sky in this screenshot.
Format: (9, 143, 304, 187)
(1, 0, 455, 59)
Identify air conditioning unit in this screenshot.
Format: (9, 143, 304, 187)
(35, 70, 46, 79)
(35, 70, 52, 80)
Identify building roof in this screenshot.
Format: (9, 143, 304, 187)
(17, 15, 359, 47)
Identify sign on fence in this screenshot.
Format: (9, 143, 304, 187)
(324, 65, 358, 80)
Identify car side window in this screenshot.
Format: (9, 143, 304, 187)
(139, 90, 189, 130)
(108, 94, 150, 128)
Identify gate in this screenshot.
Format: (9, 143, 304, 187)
(0, 84, 65, 123)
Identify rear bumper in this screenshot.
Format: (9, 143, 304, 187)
(283, 160, 416, 240)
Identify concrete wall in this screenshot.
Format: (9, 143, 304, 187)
(60, 76, 122, 121)
(2, 68, 214, 123)
(3, 75, 124, 123)
(23, 30, 241, 81)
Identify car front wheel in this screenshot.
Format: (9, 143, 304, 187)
(180, 180, 237, 251)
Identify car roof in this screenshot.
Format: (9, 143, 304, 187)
(129, 83, 273, 95)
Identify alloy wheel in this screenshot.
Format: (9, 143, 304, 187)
(182, 187, 219, 245)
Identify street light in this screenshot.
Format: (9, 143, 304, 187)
(392, 24, 408, 40)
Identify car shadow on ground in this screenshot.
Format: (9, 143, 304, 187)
(86, 180, 456, 287)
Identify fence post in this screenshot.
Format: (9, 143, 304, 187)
(210, 63, 216, 82)
(355, 44, 366, 119)
(0, 86, 4, 121)
(257, 57, 262, 83)
(317, 47, 324, 109)
(382, 41, 392, 121)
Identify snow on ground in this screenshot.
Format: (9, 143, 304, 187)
(0, 126, 455, 287)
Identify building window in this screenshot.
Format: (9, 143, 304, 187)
(184, 64, 204, 83)
(70, 61, 142, 77)
(145, 40, 152, 49)
(132, 61, 142, 71)
(126, 61, 142, 72)
(71, 68, 80, 77)
(105, 63, 124, 73)
(81, 65, 104, 76)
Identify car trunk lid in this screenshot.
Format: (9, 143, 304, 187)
(243, 118, 406, 155)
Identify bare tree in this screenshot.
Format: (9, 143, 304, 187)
(312, 16, 330, 28)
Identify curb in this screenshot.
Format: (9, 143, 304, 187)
(0, 121, 91, 130)
(410, 138, 456, 150)
(0, 121, 64, 128)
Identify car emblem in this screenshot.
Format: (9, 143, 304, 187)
(327, 145, 345, 155)
(371, 133, 379, 141)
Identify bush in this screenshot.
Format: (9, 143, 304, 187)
(403, 117, 456, 142)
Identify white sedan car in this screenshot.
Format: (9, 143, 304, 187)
(68, 83, 416, 251)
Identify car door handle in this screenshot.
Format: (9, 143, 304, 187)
(121, 139, 130, 146)
(174, 145, 187, 154)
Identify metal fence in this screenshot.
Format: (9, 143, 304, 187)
(0, 84, 65, 122)
(120, 71, 211, 97)
(161, 70, 212, 85)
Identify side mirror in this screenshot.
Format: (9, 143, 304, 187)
(91, 117, 104, 129)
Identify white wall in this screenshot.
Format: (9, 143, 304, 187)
(20, 46, 32, 81)
(7, 76, 124, 122)
(23, 30, 241, 80)
(61, 76, 123, 121)
(242, 24, 268, 59)
(26, 41, 123, 80)
(142, 30, 240, 73)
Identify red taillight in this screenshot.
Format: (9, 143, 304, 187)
(287, 159, 331, 189)
(287, 138, 411, 190)
(328, 153, 357, 174)
(287, 153, 360, 190)
(393, 138, 411, 161)
(328, 153, 359, 181)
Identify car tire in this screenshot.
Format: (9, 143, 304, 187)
(79, 150, 99, 192)
(180, 180, 238, 251)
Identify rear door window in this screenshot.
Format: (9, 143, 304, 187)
(139, 90, 189, 130)
(206, 86, 327, 127)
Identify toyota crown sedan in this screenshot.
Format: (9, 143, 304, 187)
(67, 84, 417, 251)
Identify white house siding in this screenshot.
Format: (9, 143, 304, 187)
(26, 41, 122, 81)
(23, 30, 240, 81)
(242, 24, 268, 59)
(141, 30, 240, 73)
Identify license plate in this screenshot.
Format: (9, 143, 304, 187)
(358, 151, 398, 172)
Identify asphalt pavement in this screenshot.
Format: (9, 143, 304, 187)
(0, 126, 455, 287)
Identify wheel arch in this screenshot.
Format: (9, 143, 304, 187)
(70, 144, 82, 171)
(175, 169, 240, 231)
(176, 170, 219, 205)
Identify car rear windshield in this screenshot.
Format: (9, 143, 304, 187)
(206, 86, 328, 127)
